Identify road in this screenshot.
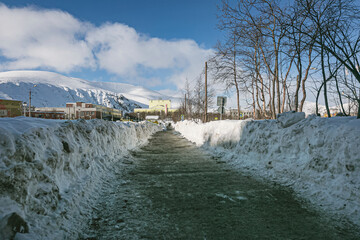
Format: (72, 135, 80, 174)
(83, 130, 358, 239)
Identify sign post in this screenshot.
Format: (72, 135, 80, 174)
(217, 96, 227, 120)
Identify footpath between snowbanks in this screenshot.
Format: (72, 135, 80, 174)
(174, 112, 360, 228)
(0, 117, 161, 240)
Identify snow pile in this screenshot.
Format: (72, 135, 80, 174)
(174, 114, 360, 226)
(173, 120, 249, 147)
(0, 117, 161, 239)
(276, 111, 305, 127)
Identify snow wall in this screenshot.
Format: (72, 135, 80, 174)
(174, 112, 360, 227)
(0, 117, 161, 239)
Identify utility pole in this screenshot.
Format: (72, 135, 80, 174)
(28, 90, 31, 117)
(28, 85, 37, 117)
(204, 61, 208, 122)
(184, 93, 187, 117)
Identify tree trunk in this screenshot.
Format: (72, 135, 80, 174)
(233, 42, 240, 120)
(315, 84, 323, 116)
(255, 77, 262, 115)
(251, 75, 256, 119)
(272, 77, 276, 118)
(335, 76, 348, 116)
(294, 58, 302, 112)
(275, 51, 281, 115)
(299, 46, 313, 112)
(299, 77, 307, 113)
(320, 44, 331, 118)
(281, 56, 294, 113)
(254, 47, 264, 117)
(235, 83, 240, 120)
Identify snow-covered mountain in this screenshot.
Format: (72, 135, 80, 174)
(300, 101, 322, 115)
(301, 101, 357, 116)
(0, 71, 176, 112)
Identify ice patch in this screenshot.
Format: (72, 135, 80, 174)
(216, 193, 235, 202)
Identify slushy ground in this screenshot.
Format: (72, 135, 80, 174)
(83, 130, 358, 239)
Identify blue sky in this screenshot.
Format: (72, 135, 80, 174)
(1, 0, 221, 47)
(0, 0, 221, 94)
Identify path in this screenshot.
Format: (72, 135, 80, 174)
(83, 130, 357, 239)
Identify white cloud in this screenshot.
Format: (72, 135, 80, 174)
(0, 4, 95, 72)
(0, 4, 214, 90)
(86, 23, 214, 88)
(157, 89, 183, 98)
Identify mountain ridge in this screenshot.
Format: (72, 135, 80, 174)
(0, 70, 175, 113)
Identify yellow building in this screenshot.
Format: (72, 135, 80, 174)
(134, 100, 177, 113)
(0, 99, 23, 117)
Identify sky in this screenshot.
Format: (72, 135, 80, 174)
(0, 0, 222, 97)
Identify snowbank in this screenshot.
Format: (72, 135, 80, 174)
(0, 117, 161, 239)
(174, 114, 360, 227)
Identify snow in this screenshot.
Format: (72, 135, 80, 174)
(0, 117, 162, 239)
(276, 111, 305, 128)
(0, 70, 180, 112)
(173, 113, 360, 227)
(0, 117, 63, 136)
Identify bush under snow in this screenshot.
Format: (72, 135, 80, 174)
(174, 113, 360, 227)
(0, 117, 161, 239)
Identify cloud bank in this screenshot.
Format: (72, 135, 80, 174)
(0, 4, 213, 88)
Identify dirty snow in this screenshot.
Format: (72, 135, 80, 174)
(0, 117, 161, 239)
(173, 113, 360, 227)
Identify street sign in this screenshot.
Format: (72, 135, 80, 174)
(217, 97, 222, 106)
(217, 96, 227, 106)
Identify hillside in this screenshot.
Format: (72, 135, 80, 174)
(0, 71, 174, 112)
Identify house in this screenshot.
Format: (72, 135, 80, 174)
(134, 100, 177, 114)
(0, 99, 23, 117)
(30, 109, 66, 119)
(30, 102, 122, 120)
(227, 108, 253, 119)
(65, 102, 97, 120)
(64, 102, 122, 120)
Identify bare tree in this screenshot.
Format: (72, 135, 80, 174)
(216, 0, 360, 118)
(285, 3, 317, 112)
(295, 0, 360, 118)
(193, 75, 205, 119)
(191, 73, 216, 121)
(219, 0, 295, 118)
(184, 78, 193, 119)
(210, 30, 244, 119)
